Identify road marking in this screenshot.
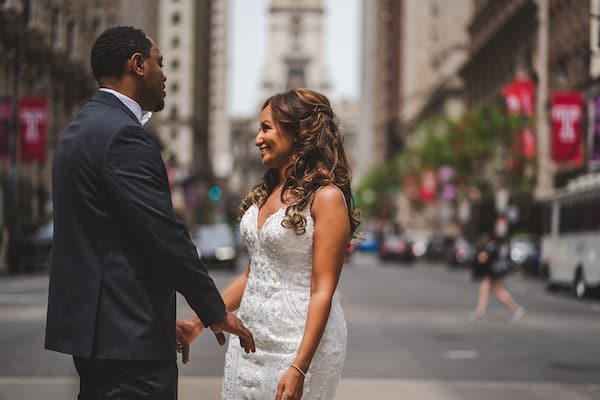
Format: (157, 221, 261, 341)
(443, 350, 478, 360)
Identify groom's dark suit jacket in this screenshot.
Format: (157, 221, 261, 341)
(45, 91, 225, 360)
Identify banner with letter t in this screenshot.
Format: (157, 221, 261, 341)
(551, 92, 583, 166)
(19, 96, 48, 163)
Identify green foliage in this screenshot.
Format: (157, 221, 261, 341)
(357, 104, 535, 218)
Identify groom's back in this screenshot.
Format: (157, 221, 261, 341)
(46, 92, 176, 360)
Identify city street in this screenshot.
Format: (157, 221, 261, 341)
(1, 253, 600, 399)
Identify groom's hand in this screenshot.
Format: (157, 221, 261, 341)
(210, 312, 256, 353)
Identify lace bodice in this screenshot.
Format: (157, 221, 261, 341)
(222, 202, 347, 400)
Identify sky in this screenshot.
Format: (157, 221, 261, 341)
(228, 0, 361, 117)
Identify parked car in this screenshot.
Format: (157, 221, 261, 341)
(194, 223, 239, 270)
(7, 218, 53, 274)
(509, 234, 540, 276)
(426, 235, 455, 262)
(354, 232, 380, 253)
(378, 234, 414, 262)
(404, 230, 430, 259)
(448, 237, 475, 267)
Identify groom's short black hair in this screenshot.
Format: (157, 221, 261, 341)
(91, 26, 152, 83)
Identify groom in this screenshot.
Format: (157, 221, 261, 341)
(45, 26, 254, 399)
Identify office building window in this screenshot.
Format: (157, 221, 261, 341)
(170, 106, 178, 121)
(22, 0, 31, 25)
(170, 82, 179, 94)
(171, 59, 180, 71)
(287, 66, 305, 90)
(171, 36, 180, 48)
(171, 12, 181, 24)
(50, 8, 60, 47)
(66, 21, 75, 57)
(92, 15, 102, 35)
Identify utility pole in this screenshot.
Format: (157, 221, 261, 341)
(534, 0, 553, 200)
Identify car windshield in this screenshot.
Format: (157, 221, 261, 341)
(512, 240, 537, 250)
(384, 235, 401, 244)
(196, 224, 234, 247)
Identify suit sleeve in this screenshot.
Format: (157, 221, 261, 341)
(103, 125, 226, 327)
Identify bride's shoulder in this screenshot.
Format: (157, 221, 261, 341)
(311, 185, 347, 216)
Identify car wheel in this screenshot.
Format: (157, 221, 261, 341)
(539, 263, 549, 279)
(573, 269, 587, 300)
(545, 282, 560, 292)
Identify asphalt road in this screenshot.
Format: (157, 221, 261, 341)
(1, 253, 599, 399)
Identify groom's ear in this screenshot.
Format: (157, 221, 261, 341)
(130, 53, 145, 77)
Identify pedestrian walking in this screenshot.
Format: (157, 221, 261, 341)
(470, 234, 525, 321)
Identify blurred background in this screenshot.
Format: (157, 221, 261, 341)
(1, 0, 600, 399)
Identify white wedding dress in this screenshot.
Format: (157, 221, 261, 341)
(222, 201, 347, 400)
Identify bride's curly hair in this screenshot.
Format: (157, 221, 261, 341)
(239, 88, 361, 243)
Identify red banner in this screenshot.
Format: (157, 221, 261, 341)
(19, 96, 47, 162)
(502, 79, 535, 117)
(520, 128, 536, 159)
(502, 85, 521, 115)
(0, 98, 11, 161)
(551, 92, 583, 165)
(419, 170, 436, 203)
(514, 79, 535, 117)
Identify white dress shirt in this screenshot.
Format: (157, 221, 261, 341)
(98, 88, 152, 126)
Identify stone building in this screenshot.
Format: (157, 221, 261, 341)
(406, 0, 472, 125)
(358, 0, 403, 183)
(547, 0, 591, 187)
(460, 0, 538, 107)
(154, 0, 230, 210)
(260, 0, 329, 100)
(0, 0, 158, 269)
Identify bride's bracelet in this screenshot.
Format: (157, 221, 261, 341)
(290, 363, 307, 378)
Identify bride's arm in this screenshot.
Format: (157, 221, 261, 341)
(220, 264, 251, 312)
(276, 186, 349, 400)
(178, 264, 251, 349)
(193, 263, 250, 327)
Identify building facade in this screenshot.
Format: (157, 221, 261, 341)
(407, 0, 472, 125)
(260, 0, 329, 99)
(156, 0, 199, 172)
(358, 0, 403, 183)
(0, 0, 158, 270)
(461, 0, 538, 107)
(154, 0, 230, 222)
(547, 0, 591, 188)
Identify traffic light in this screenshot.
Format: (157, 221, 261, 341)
(208, 185, 222, 202)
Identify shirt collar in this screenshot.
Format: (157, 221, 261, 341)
(98, 88, 153, 125)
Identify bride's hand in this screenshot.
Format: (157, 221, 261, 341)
(275, 367, 305, 400)
(176, 319, 204, 364)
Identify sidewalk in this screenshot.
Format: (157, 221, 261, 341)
(1, 377, 600, 400)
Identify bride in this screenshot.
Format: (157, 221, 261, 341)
(178, 88, 360, 400)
